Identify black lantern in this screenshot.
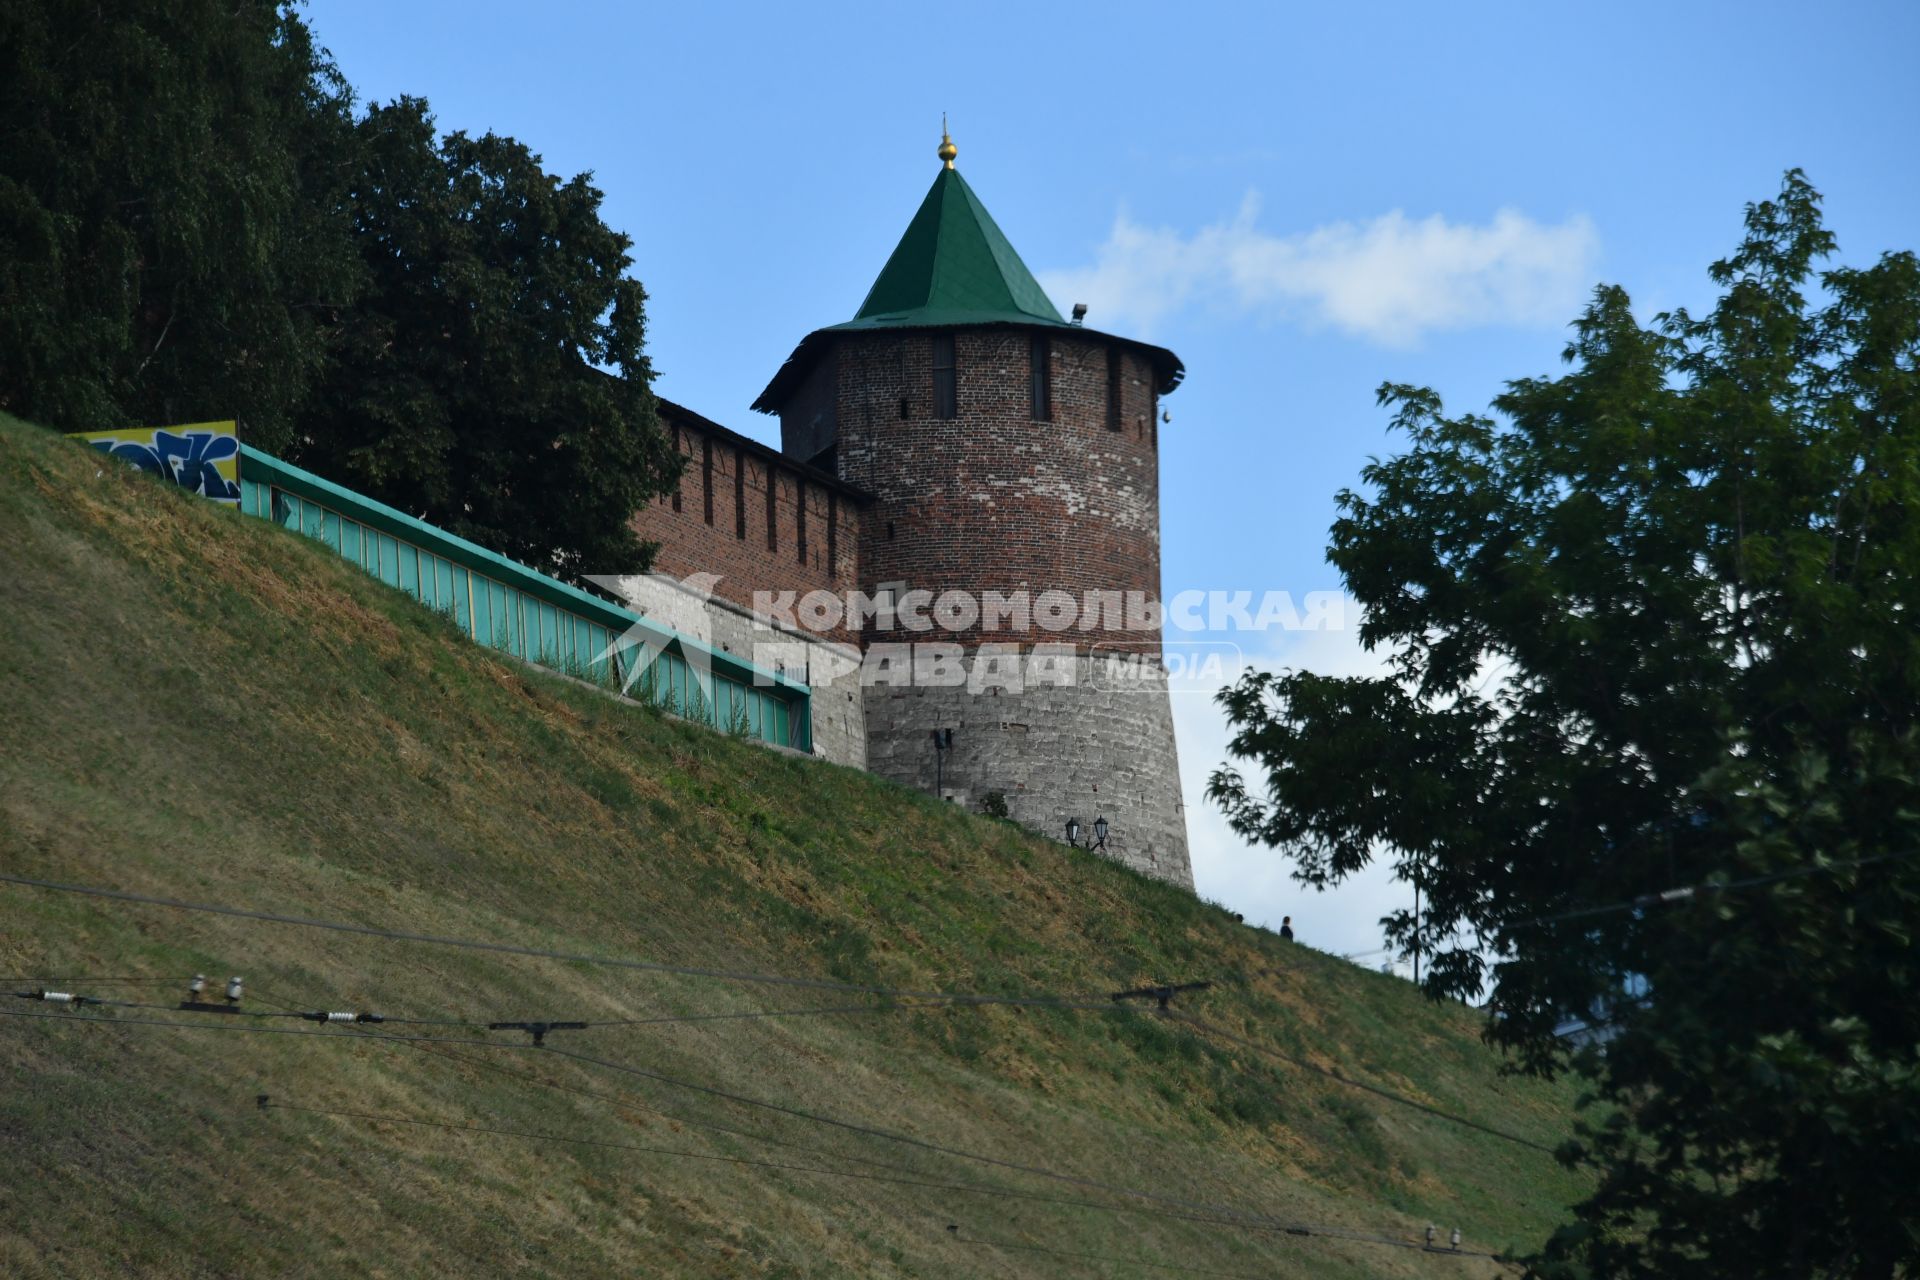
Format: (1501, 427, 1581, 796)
(1092, 816, 1109, 849)
(1065, 817, 1082, 846)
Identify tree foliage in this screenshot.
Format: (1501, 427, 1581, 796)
(0, 0, 361, 450)
(0, 3, 674, 575)
(292, 98, 676, 577)
(1210, 173, 1920, 1277)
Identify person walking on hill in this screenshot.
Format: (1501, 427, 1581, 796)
(1280, 916, 1294, 941)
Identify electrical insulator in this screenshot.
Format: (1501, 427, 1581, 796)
(300, 1010, 386, 1025)
(225, 976, 244, 1006)
(1450, 1228, 1461, 1250)
(1425, 1225, 1436, 1247)
(39, 990, 76, 1004)
(188, 974, 206, 1000)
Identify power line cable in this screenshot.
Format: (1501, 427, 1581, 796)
(0, 975, 194, 985)
(368, 1024, 933, 1179)
(238, 985, 969, 1185)
(3, 875, 1571, 1156)
(1156, 1009, 1560, 1156)
(258, 1096, 1129, 1209)
(6, 1005, 1233, 1211)
(0, 1005, 544, 1045)
(532, 1037, 1325, 1225)
(10, 965, 1565, 1158)
(11, 993, 469, 1027)
(30, 991, 955, 1032)
(1506, 848, 1918, 931)
(33, 850, 1896, 1008)
(256, 1096, 1500, 1257)
(576, 999, 957, 1029)
(9, 970, 1050, 1035)
(256, 1096, 1250, 1234)
(4, 1006, 1476, 1251)
(330, 1016, 1318, 1233)
(1324, 850, 1919, 961)
(946, 1222, 1500, 1270)
(0, 872, 1120, 1009)
(528, 1035, 1549, 1234)
(237, 983, 1319, 1236)
(15, 843, 1907, 994)
(951, 1227, 1281, 1277)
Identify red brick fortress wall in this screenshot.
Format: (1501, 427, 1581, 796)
(629, 403, 864, 644)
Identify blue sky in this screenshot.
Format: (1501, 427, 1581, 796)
(305, 0, 1920, 967)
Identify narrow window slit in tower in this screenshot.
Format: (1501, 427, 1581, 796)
(670, 424, 682, 512)
(827, 491, 838, 573)
(932, 334, 957, 420)
(898, 397, 910, 420)
(796, 484, 808, 565)
(1105, 347, 1122, 432)
(701, 435, 714, 525)
(1030, 333, 1052, 422)
(765, 464, 778, 551)
(733, 447, 746, 537)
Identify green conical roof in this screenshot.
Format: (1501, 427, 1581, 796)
(752, 159, 1183, 413)
(845, 166, 1068, 329)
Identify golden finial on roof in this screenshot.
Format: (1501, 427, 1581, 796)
(938, 114, 957, 169)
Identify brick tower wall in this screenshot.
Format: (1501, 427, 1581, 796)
(780, 327, 1192, 888)
(794, 329, 1164, 653)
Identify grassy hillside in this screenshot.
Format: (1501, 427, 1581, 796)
(0, 413, 1587, 1278)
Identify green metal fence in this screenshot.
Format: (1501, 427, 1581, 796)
(237, 446, 810, 752)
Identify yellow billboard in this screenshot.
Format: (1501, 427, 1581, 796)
(69, 421, 241, 505)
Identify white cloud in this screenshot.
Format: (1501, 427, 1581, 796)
(1041, 195, 1599, 346)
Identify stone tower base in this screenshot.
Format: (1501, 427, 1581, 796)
(861, 652, 1192, 889)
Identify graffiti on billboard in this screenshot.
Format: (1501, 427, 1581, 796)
(68, 422, 241, 505)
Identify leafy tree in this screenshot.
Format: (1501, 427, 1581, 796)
(1209, 173, 1920, 1277)
(292, 98, 677, 578)
(0, 0, 361, 449)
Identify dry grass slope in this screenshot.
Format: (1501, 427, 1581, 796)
(0, 414, 1588, 1278)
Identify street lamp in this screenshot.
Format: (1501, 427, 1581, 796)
(1065, 817, 1111, 851)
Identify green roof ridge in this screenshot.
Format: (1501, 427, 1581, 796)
(850, 168, 1066, 328)
(749, 162, 1186, 413)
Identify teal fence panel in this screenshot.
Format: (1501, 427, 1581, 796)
(236, 448, 811, 753)
(453, 569, 471, 634)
